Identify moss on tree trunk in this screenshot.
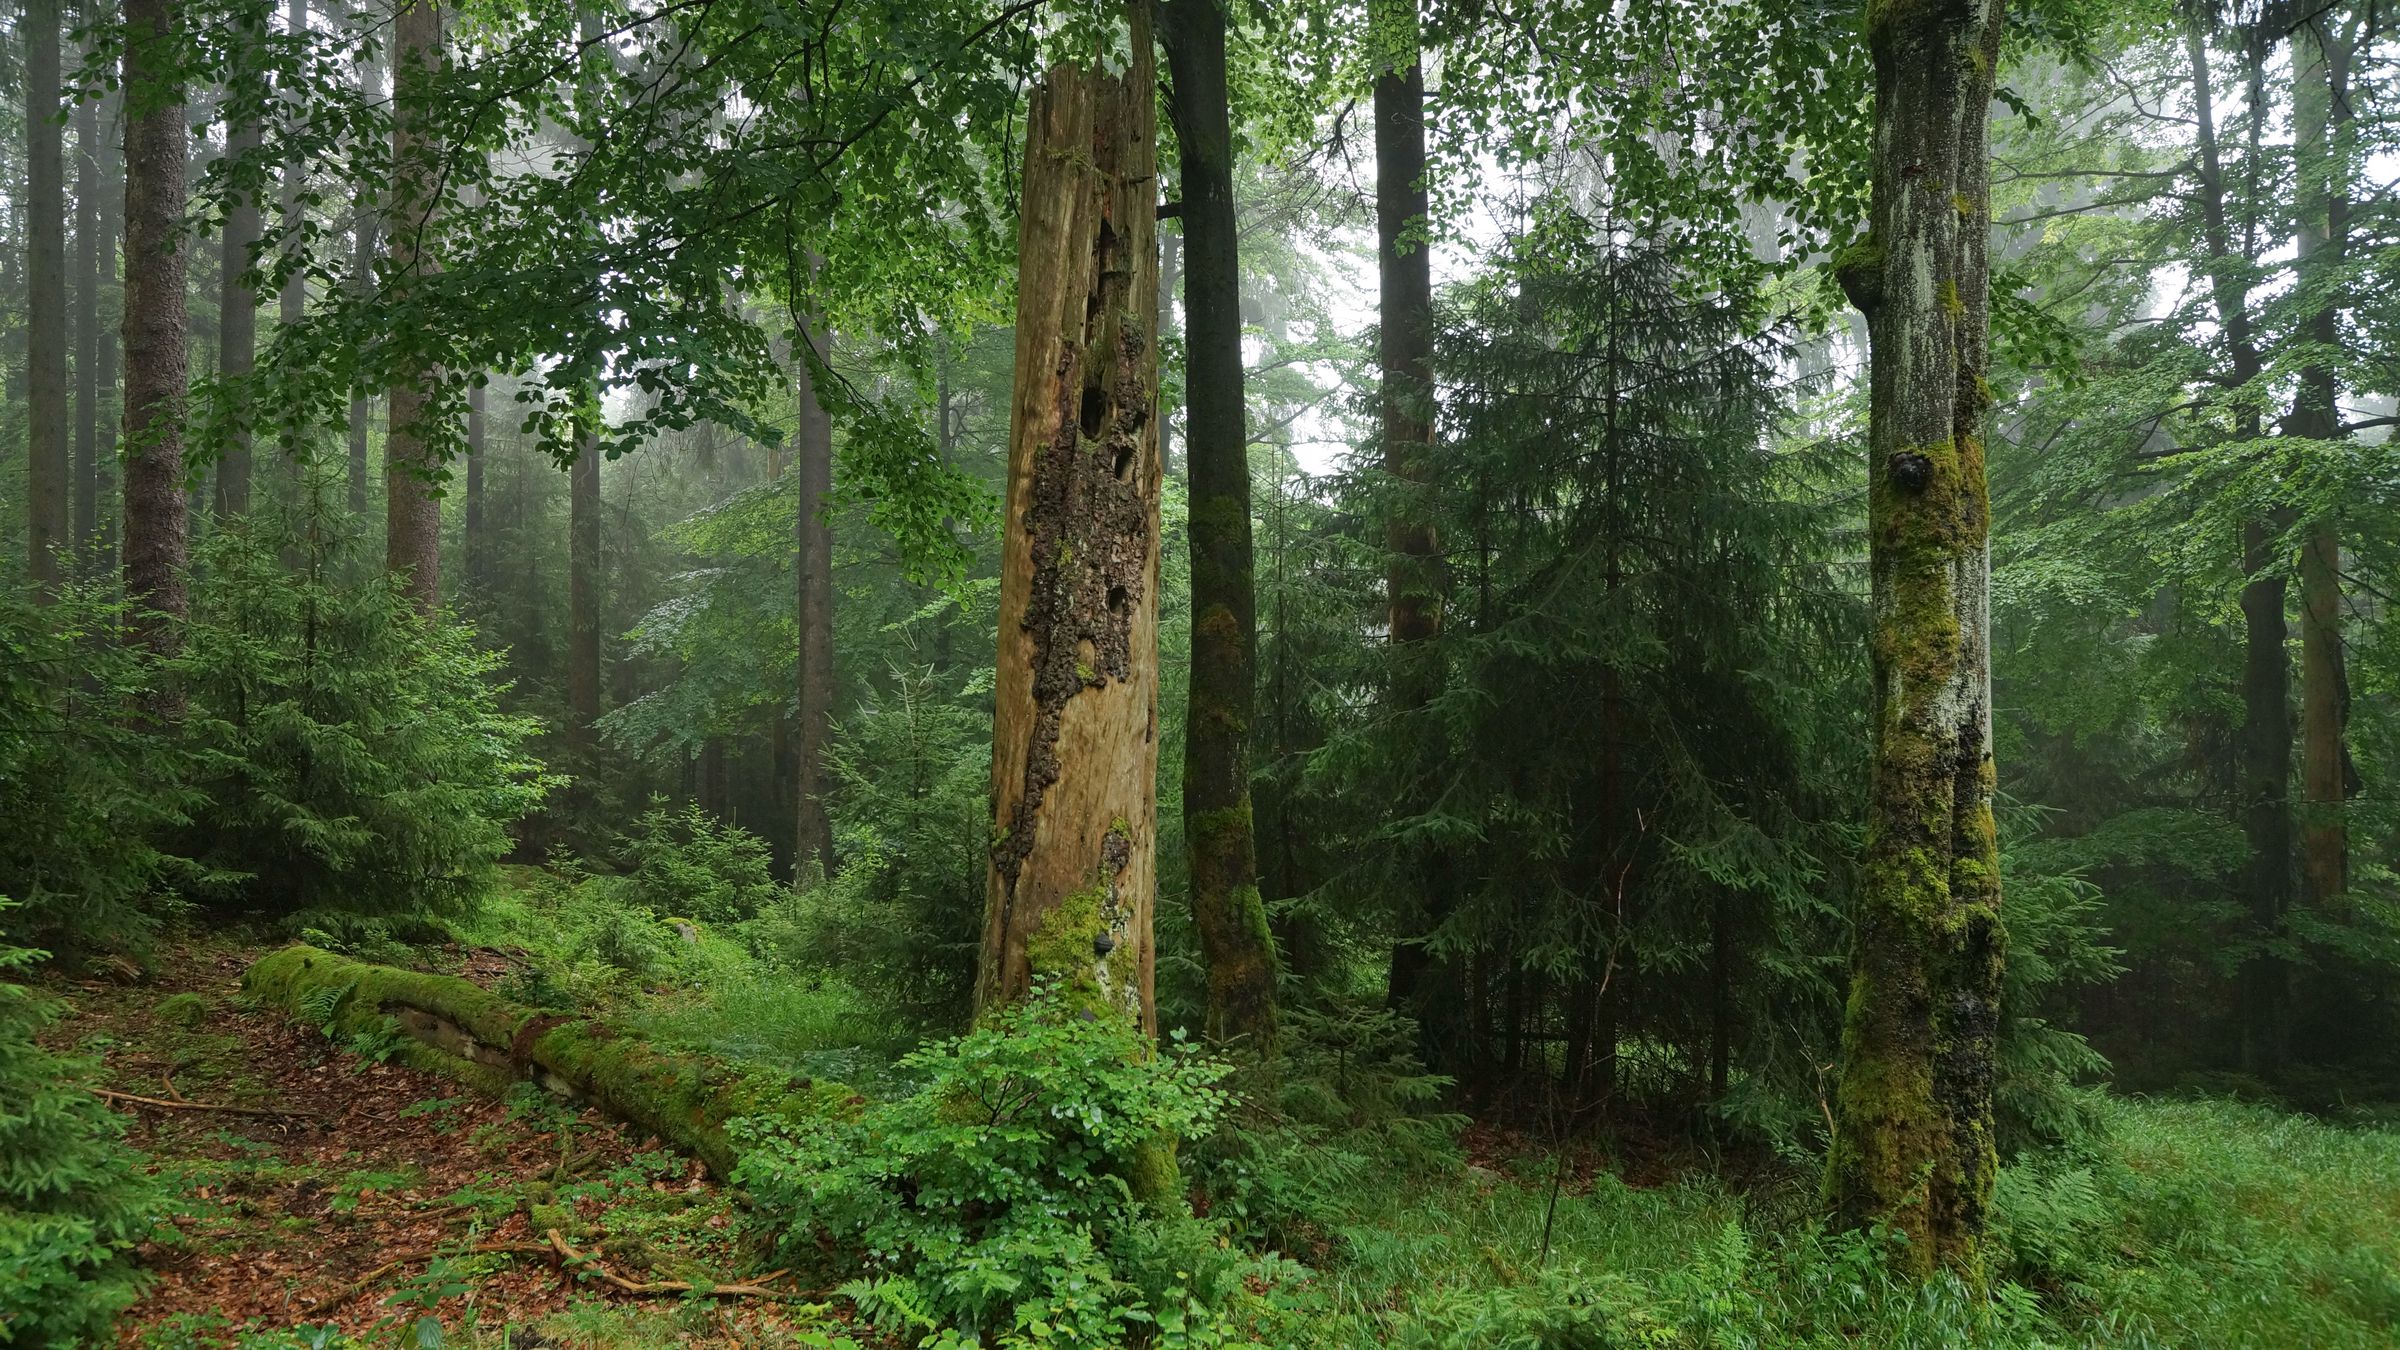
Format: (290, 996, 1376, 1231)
(1825, 0, 2009, 1281)
(977, 17, 1164, 1036)
(1162, 0, 1278, 1058)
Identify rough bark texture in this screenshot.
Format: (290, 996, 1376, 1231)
(93, 83, 124, 563)
(246, 946, 854, 1179)
(568, 430, 602, 738)
(121, 0, 190, 708)
(977, 35, 1163, 1042)
(215, 105, 261, 519)
(791, 321, 836, 880)
(382, 0, 440, 614)
(28, 0, 70, 591)
(1369, 0, 1463, 1068)
(1161, 0, 1277, 1056)
(1825, 0, 2008, 1279)
(74, 79, 103, 558)
(2290, 16, 2350, 915)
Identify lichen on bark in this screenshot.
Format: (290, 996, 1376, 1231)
(1826, 0, 2010, 1283)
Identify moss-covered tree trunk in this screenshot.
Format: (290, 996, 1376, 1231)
(1826, 0, 2008, 1279)
(27, 0, 69, 592)
(120, 0, 191, 712)
(1161, 0, 1277, 1056)
(246, 946, 851, 1179)
(977, 17, 1162, 1039)
(382, 0, 442, 616)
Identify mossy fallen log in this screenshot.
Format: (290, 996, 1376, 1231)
(243, 945, 853, 1179)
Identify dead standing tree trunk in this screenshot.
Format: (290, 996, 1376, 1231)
(976, 34, 1163, 1040)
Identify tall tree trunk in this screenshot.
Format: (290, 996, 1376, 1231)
(463, 378, 485, 589)
(94, 83, 122, 561)
(977, 21, 1163, 1042)
(1156, 229, 1178, 475)
(214, 64, 261, 519)
(1161, 0, 1277, 1055)
(74, 71, 103, 560)
(2188, 22, 2291, 1075)
(2290, 14, 2350, 915)
(791, 321, 835, 879)
(567, 430, 601, 737)
(274, 0, 307, 502)
(382, 0, 441, 614)
(347, 0, 382, 516)
(27, 0, 70, 592)
(1369, 0, 1462, 1068)
(120, 0, 191, 707)
(1826, 0, 2009, 1279)
(1373, 0, 1438, 656)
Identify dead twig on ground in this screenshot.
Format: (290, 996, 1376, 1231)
(543, 1229, 796, 1299)
(93, 1088, 328, 1121)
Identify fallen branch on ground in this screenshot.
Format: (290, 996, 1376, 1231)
(544, 1228, 797, 1299)
(93, 1088, 328, 1121)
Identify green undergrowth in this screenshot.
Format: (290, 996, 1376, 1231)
(1243, 1093, 2400, 1348)
(232, 862, 2400, 1348)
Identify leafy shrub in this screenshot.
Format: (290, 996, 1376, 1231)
(735, 994, 1270, 1348)
(174, 529, 555, 922)
(616, 801, 781, 923)
(0, 584, 190, 958)
(0, 920, 163, 1344)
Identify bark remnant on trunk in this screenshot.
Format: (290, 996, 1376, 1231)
(1826, 0, 2009, 1280)
(978, 33, 1163, 1041)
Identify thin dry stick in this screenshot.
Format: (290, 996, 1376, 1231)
(93, 1088, 328, 1120)
(543, 1229, 796, 1299)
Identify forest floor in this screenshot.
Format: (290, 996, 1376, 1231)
(44, 910, 2400, 1348)
(49, 938, 871, 1349)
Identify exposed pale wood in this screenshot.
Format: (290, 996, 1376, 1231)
(977, 18, 1164, 1034)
